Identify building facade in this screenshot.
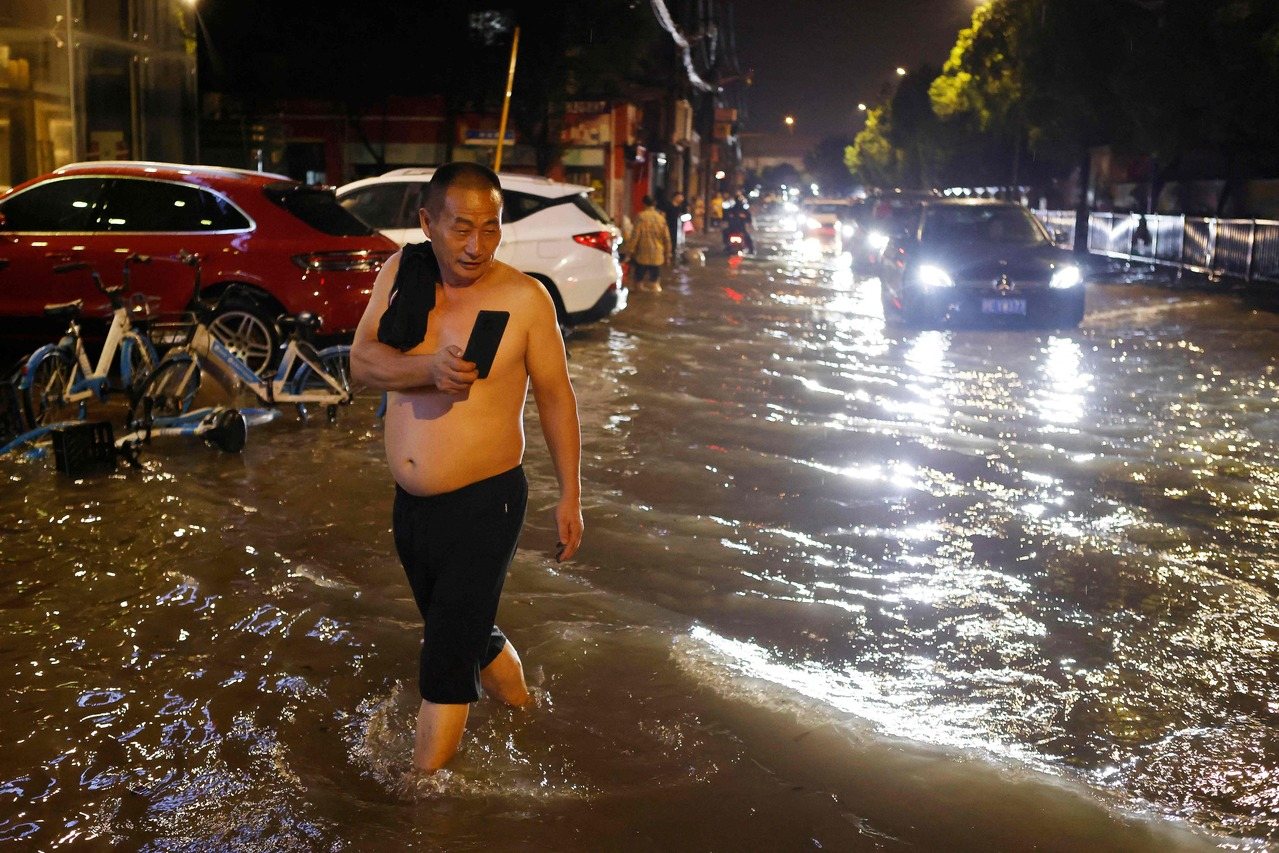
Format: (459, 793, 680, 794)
(0, 0, 198, 191)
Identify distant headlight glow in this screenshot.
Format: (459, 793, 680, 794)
(1050, 264, 1083, 289)
(916, 264, 955, 288)
(806, 217, 822, 230)
(842, 223, 855, 238)
(867, 230, 890, 252)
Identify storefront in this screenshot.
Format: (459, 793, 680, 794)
(0, 0, 198, 190)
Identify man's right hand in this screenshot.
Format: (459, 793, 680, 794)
(428, 345, 478, 393)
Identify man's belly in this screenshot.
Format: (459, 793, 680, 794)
(383, 391, 526, 496)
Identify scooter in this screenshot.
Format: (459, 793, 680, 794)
(723, 225, 754, 256)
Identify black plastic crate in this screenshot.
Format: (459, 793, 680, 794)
(51, 421, 116, 477)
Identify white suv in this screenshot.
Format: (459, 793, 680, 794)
(336, 168, 626, 327)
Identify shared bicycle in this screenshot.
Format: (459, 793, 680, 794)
(131, 252, 355, 426)
(16, 255, 161, 429)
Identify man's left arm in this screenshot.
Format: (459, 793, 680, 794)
(525, 285, 584, 562)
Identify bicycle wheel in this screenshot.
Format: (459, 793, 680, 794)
(21, 348, 76, 428)
(119, 332, 158, 398)
(290, 345, 352, 420)
(128, 354, 201, 427)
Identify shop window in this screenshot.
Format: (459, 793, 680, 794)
(83, 0, 130, 41)
(82, 46, 133, 161)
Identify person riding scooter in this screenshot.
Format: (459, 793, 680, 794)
(722, 195, 755, 254)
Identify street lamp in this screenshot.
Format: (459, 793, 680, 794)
(784, 115, 795, 134)
(896, 66, 907, 77)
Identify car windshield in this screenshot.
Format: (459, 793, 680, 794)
(922, 205, 1046, 245)
(806, 204, 847, 215)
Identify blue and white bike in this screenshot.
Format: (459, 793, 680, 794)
(17, 256, 160, 428)
(128, 252, 354, 427)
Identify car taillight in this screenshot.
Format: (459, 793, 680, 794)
(292, 250, 394, 272)
(572, 231, 614, 253)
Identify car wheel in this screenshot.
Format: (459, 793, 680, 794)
(208, 294, 279, 376)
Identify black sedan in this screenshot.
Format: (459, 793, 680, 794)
(878, 199, 1085, 328)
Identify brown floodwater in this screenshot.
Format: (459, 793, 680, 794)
(3, 220, 1277, 849)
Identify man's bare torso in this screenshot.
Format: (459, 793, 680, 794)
(384, 260, 537, 496)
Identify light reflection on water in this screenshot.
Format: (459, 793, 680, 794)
(2, 228, 1277, 848)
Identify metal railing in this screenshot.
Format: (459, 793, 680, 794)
(1035, 210, 1279, 285)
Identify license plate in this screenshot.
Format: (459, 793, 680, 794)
(981, 298, 1027, 315)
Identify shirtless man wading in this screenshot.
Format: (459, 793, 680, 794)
(350, 162, 583, 773)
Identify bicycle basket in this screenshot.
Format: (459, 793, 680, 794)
(146, 311, 199, 349)
(51, 420, 116, 477)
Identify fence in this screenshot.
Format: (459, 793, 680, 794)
(1035, 210, 1279, 285)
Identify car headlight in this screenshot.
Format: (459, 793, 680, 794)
(806, 217, 822, 230)
(867, 230, 890, 252)
(915, 264, 955, 288)
(842, 223, 855, 238)
(1049, 264, 1083, 289)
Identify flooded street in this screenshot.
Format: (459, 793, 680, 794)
(5, 219, 1279, 850)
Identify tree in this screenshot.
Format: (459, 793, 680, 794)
(845, 106, 901, 189)
(925, 0, 1279, 218)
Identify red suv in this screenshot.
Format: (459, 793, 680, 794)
(0, 161, 397, 372)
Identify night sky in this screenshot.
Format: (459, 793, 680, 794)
(201, 0, 976, 144)
(731, 0, 978, 140)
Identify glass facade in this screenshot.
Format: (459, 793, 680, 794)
(0, 0, 197, 191)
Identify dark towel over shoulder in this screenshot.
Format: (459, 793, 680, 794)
(377, 241, 442, 351)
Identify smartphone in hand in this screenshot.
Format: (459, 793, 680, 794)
(462, 310, 510, 379)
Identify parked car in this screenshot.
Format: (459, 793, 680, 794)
(878, 198, 1086, 328)
(0, 161, 398, 373)
(336, 168, 625, 327)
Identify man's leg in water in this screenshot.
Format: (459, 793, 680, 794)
(480, 641, 531, 706)
(413, 643, 529, 771)
(414, 701, 469, 772)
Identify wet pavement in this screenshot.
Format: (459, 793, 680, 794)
(2, 220, 1278, 849)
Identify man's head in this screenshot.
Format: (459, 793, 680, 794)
(419, 162, 504, 287)
(642, 195, 655, 208)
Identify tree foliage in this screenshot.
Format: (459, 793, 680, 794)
(845, 106, 901, 189)
(925, 0, 1279, 183)
(838, 0, 1279, 202)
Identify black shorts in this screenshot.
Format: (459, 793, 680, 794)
(392, 466, 528, 704)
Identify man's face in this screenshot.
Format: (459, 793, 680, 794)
(420, 184, 503, 286)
